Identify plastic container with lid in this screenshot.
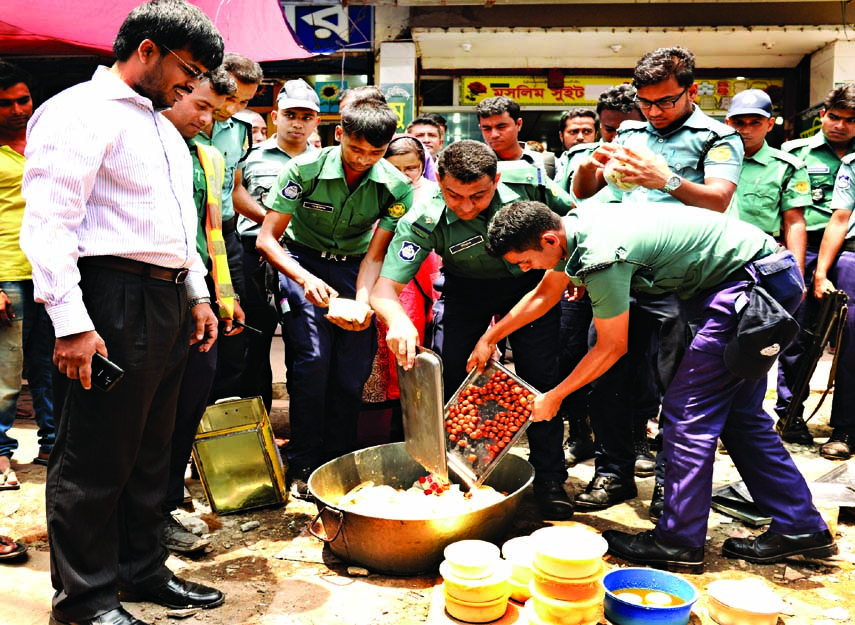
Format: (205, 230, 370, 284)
(527, 585, 602, 625)
(501, 535, 535, 583)
(529, 525, 608, 579)
(531, 559, 605, 602)
(440, 559, 511, 603)
(707, 579, 784, 625)
(443, 539, 502, 580)
(508, 576, 531, 603)
(444, 589, 509, 623)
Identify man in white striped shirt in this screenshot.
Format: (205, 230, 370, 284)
(20, 2, 225, 625)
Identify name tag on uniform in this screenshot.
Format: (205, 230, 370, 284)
(449, 235, 484, 254)
(807, 165, 830, 174)
(304, 200, 334, 213)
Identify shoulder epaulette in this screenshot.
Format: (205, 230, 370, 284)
(841, 152, 855, 166)
(615, 121, 647, 136)
(781, 137, 812, 154)
(769, 148, 806, 169)
(565, 143, 597, 157)
(498, 160, 545, 186)
(411, 196, 446, 239)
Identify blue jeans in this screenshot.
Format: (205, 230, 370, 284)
(0, 280, 55, 458)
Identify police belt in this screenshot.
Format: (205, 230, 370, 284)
(284, 239, 365, 263)
(79, 256, 189, 284)
(222, 215, 237, 235)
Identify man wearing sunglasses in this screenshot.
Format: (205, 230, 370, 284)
(568, 47, 744, 520)
(774, 84, 855, 457)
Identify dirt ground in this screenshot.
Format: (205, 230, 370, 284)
(2, 355, 854, 625)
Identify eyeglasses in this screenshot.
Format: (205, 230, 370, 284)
(158, 43, 204, 80)
(636, 86, 689, 111)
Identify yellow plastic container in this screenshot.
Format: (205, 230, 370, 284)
(444, 589, 509, 623)
(531, 560, 605, 602)
(444, 540, 502, 580)
(440, 559, 511, 603)
(501, 535, 535, 584)
(529, 526, 608, 579)
(509, 576, 531, 603)
(528, 583, 602, 625)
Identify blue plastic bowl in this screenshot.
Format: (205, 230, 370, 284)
(603, 567, 699, 625)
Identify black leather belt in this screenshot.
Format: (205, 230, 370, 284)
(79, 256, 189, 284)
(284, 240, 365, 263)
(222, 216, 237, 235)
(807, 230, 855, 252)
(844, 238, 855, 253)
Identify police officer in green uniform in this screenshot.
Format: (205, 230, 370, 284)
(554, 86, 645, 196)
(257, 99, 412, 498)
(195, 53, 263, 401)
(161, 68, 246, 553)
(777, 84, 855, 452)
(571, 47, 744, 515)
(552, 87, 646, 469)
(725, 89, 809, 273)
(553, 108, 598, 188)
(370, 140, 574, 521)
(234, 79, 320, 412)
(472, 199, 834, 573)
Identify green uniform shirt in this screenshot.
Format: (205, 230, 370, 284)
(188, 140, 211, 268)
(730, 142, 811, 236)
(269, 146, 413, 255)
(782, 132, 855, 232)
(827, 154, 855, 239)
(497, 160, 576, 215)
(195, 117, 250, 222)
(238, 138, 316, 238)
(554, 142, 599, 195)
(561, 203, 778, 319)
(380, 182, 527, 283)
(614, 105, 744, 204)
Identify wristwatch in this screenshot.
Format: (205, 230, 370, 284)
(661, 174, 682, 194)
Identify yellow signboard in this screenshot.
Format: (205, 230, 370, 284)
(460, 76, 786, 115)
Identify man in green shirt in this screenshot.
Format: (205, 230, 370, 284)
(257, 99, 412, 498)
(161, 67, 245, 554)
(195, 53, 263, 402)
(370, 140, 573, 521)
(471, 200, 835, 572)
(775, 84, 855, 447)
(725, 89, 809, 271)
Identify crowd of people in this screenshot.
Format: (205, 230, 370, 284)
(0, 0, 853, 622)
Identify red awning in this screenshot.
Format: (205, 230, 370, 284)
(0, 0, 311, 61)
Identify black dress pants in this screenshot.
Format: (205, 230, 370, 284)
(47, 264, 189, 621)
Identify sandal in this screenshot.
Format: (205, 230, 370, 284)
(0, 459, 19, 490)
(0, 535, 27, 561)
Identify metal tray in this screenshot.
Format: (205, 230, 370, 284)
(396, 347, 447, 481)
(444, 360, 540, 489)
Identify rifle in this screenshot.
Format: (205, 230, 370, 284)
(777, 289, 849, 436)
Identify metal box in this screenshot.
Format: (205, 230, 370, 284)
(192, 397, 287, 514)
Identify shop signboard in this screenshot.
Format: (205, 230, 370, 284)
(461, 76, 784, 116)
(796, 103, 824, 139)
(280, 3, 373, 54)
(382, 83, 414, 133)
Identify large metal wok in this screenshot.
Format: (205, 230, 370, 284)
(308, 442, 534, 575)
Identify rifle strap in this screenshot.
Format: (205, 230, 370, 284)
(804, 302, 849, 424)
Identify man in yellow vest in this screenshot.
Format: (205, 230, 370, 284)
(161, 66, 245, 553)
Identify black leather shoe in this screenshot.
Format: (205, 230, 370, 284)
(649, 481, 664, 522)
(722, 529, 837, 564)
(49, 607, 150, 625)
(575, 474, 637, 510)
(820, 430, 853, 460)
(603, 529, 704, 574)
(533, 481, 575, 521)
(120, 575, 225, 610)
(777, 415, 814, 445)
(564, 436, 595, 466)
(634, 436, 656, 478)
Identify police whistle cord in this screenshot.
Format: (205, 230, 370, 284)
(777, 290, 849, 436)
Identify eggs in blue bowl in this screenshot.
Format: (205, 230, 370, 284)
(603, 567, 699, 625)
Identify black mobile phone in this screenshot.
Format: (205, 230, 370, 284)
(91, 353, 125, 392)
